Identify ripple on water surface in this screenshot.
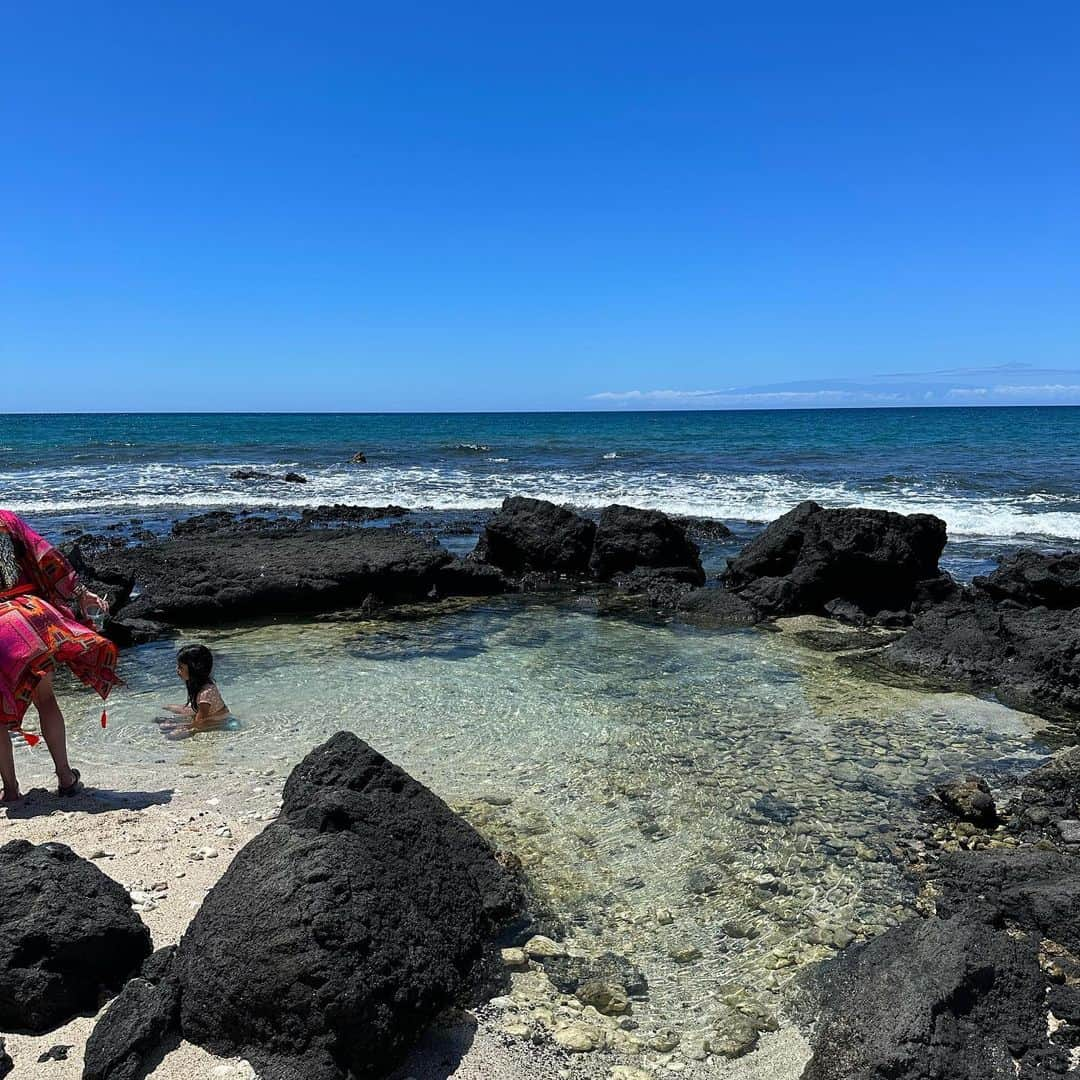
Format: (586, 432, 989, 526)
(45, 598, 1049, 1044)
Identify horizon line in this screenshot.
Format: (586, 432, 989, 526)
(4, 402, 1080, 418)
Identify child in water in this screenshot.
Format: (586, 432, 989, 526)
(161, 644, 235, 740)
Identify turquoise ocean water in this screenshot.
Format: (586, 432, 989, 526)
(4, 407, 1080, 543)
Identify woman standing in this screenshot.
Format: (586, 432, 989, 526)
(0, 509, 117, 802)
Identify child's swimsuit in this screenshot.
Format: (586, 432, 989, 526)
(195, 680, 238, 729)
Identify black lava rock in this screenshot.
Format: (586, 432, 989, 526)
(973, 550, 1080, 610)
(724, 501, 948, 620)
(85, 733, 524, 1080)
(877, 594, 1080, 722)
(802, 916, 1058, 1080)
(0, 841, 150, 1034)
(676, 586, 761, 628)
(83, 948, 180, 1080)
(299, 504, 409, 525)
(590, 504, 704, 584)
(935, 849, 1080, 954)
(936, 776, 998, 826)
(92, 527, 505, 636)
(473, 496, 597, 576)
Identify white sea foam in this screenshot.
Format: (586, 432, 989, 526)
(4, 462, 1080, 542)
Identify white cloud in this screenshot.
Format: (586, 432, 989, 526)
(588, 388, 905, 405)
(991, 383, 1080, 395)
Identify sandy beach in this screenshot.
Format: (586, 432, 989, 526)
(1, 749, 810, 1080)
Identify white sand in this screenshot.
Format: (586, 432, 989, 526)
(1, 754, 810, 1080)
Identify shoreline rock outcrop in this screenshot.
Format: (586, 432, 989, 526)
(872, 549, 1080, 721)
(472, 497, 707, 589)
(723, 501, 951, 623)
(92, 525, 506, 643)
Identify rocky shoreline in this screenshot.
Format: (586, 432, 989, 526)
(71, 496, 1080, 730)
(3, 496, 1079, 1078)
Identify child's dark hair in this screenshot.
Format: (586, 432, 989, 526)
(177, 644, 214, 711)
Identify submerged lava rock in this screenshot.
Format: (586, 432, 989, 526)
(473, 496, 597, 576)
(936, 775, 998, 826)
(0, 1039, 11, 1079)
(540, 952, 648, 998)
(724, 501, 949, 621)
(675, 585, 761, 628)
(589, 504, 705, 584)
(88, 733, 525, 1080)
(0, 841, 151, 1034)
(874, 553, 1080, 722)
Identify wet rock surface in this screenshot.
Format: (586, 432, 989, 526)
(86, 733, 525, 1080)
(873, 551, 1080, 721)
(935, 775, 998, 825)
(675, 584, 761, 628)
(0, 841, 151, 1034)
(92, 526, 506, 641)
(724, 501, 949, 622)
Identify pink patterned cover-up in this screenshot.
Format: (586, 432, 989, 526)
(0, 510, 120, 734)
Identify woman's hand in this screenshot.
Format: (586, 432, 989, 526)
(78, 590, 110, 619)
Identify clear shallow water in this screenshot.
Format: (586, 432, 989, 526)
(4, 408, 1080, 543)
(27, 599, 1049, 1043)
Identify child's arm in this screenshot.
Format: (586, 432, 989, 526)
(164, 704, 194, 716)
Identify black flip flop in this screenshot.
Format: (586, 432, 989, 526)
(57, 769, 83, 797)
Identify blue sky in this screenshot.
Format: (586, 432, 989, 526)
(3, 3, 1078, 411)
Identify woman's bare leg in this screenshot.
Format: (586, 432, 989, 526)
(0, 730, 19, 800)
(32, 674, 77, 790)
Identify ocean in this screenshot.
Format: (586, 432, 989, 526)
(4, 407, 1080, 544)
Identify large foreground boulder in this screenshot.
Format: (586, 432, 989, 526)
(93, 527, 506, 640)
(0, 841, 150, 1033)
(589, 505, 704, 584)
(473, 496, 596, 575)
(724, 501, 949, 621)
(86, 733, 524, 1080)
(872, 551, 1080, 722)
